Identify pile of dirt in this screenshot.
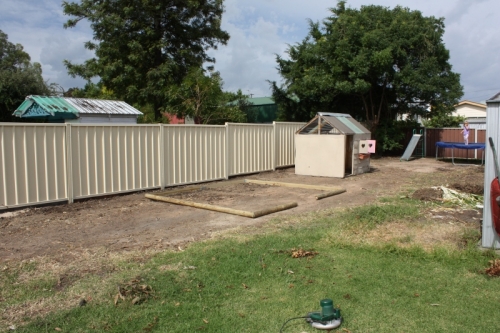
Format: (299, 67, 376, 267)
(450, 183, 483, 195)
(412, 188, 443, 201)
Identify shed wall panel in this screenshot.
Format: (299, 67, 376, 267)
(295, 135, 346, 178)
(352, 134, 371, 175)
(482, 102, 500, 248)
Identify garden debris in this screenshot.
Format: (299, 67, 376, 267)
(439, 186, 483, 207)
(291, 248, 319, 258)
(484, 259, 500, 277)
(114, 277, 153, 306)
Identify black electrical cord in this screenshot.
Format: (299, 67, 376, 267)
(279, 316, 308, 333)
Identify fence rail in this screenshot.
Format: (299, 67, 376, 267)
(0, 122, 303, 210)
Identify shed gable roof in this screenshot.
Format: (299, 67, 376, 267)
(13, 96, 143, 119)
(296, 113, 370, 135)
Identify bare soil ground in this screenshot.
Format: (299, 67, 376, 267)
(0, 157, 485, 264)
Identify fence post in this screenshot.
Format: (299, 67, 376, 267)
(225, 123, 229, 179)
(273, 122, 277, 171)
(65, 124, 74, 204)
(160, 124, 165, 190)
(424, 127, 427, 157)
(474, 129, 478, 159)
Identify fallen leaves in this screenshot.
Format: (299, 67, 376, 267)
(291, 248, 319, 258)
(114, 277, 153, 306)
(485, 259, 500, 277)
(276, 248, 319, 258)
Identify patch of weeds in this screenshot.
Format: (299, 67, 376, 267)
(338, 201, 420, 230)
(459, 228, 481, 249)
(19, 261, 38, 273)
(397, 235, 413, 244)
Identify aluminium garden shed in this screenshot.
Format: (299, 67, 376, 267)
(13, 95, 143, 123)
(295, 113, 374, 178)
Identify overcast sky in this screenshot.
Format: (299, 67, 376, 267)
(1, 0, 498, 102)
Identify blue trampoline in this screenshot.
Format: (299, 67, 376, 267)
(435, 142, 485, 165)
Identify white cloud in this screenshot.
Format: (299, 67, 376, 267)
(1, 0, 498, 100)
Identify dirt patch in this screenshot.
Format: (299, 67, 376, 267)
(450, 183, 484, 195)
(0, 157, 485, 264)
(412, 188, 443, 201)
(163, 182, 300, 211)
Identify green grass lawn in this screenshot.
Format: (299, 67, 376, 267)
(3, 198, 499, 333)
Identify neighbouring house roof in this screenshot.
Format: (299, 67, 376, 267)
(455, 100, 486, 109)
(297, 113, 370, 135)
(13, 95, 143, 120)
(247, 97, 274, 106)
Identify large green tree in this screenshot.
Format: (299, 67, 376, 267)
(63, 0, 230, 120)
(0, 30, 52, 122)
(272, 1, 463, 131)
(165, 68, 246, 124)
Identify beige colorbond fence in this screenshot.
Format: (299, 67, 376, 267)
(163, 125, 227, 186)
(69, 125, 162, 200)
(228, 123, 275, 176)
(1, 124, 68, 207)
(0, 122, 303, 210)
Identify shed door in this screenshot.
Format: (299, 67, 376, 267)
(345, 135, 353, 175)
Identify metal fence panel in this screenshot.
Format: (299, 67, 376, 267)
(483, 102, 500, 248)
(163, 125, 226, 186)
(227, 123, 274, 176)
(70, 125, 161, 198)
(0, 124, 67, 208)
(275, 122, 305, 168)
(1, 122, 304, 210)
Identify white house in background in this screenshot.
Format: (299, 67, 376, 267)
(452, 100, 486, 118)
(398, 100, 487, 128)
(451, 100, 487, 130)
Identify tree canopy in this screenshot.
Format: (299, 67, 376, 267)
(164, 68, 247, 124)
(63, 0, 230, 120)
(272, 1, 463, 132)
(0, 30, 53, 122)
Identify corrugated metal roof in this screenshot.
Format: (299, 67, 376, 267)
(65, 98, 143, 115)
(13, 96, 143, 119)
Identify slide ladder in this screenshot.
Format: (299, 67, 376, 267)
(400, 132, 423, 161)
